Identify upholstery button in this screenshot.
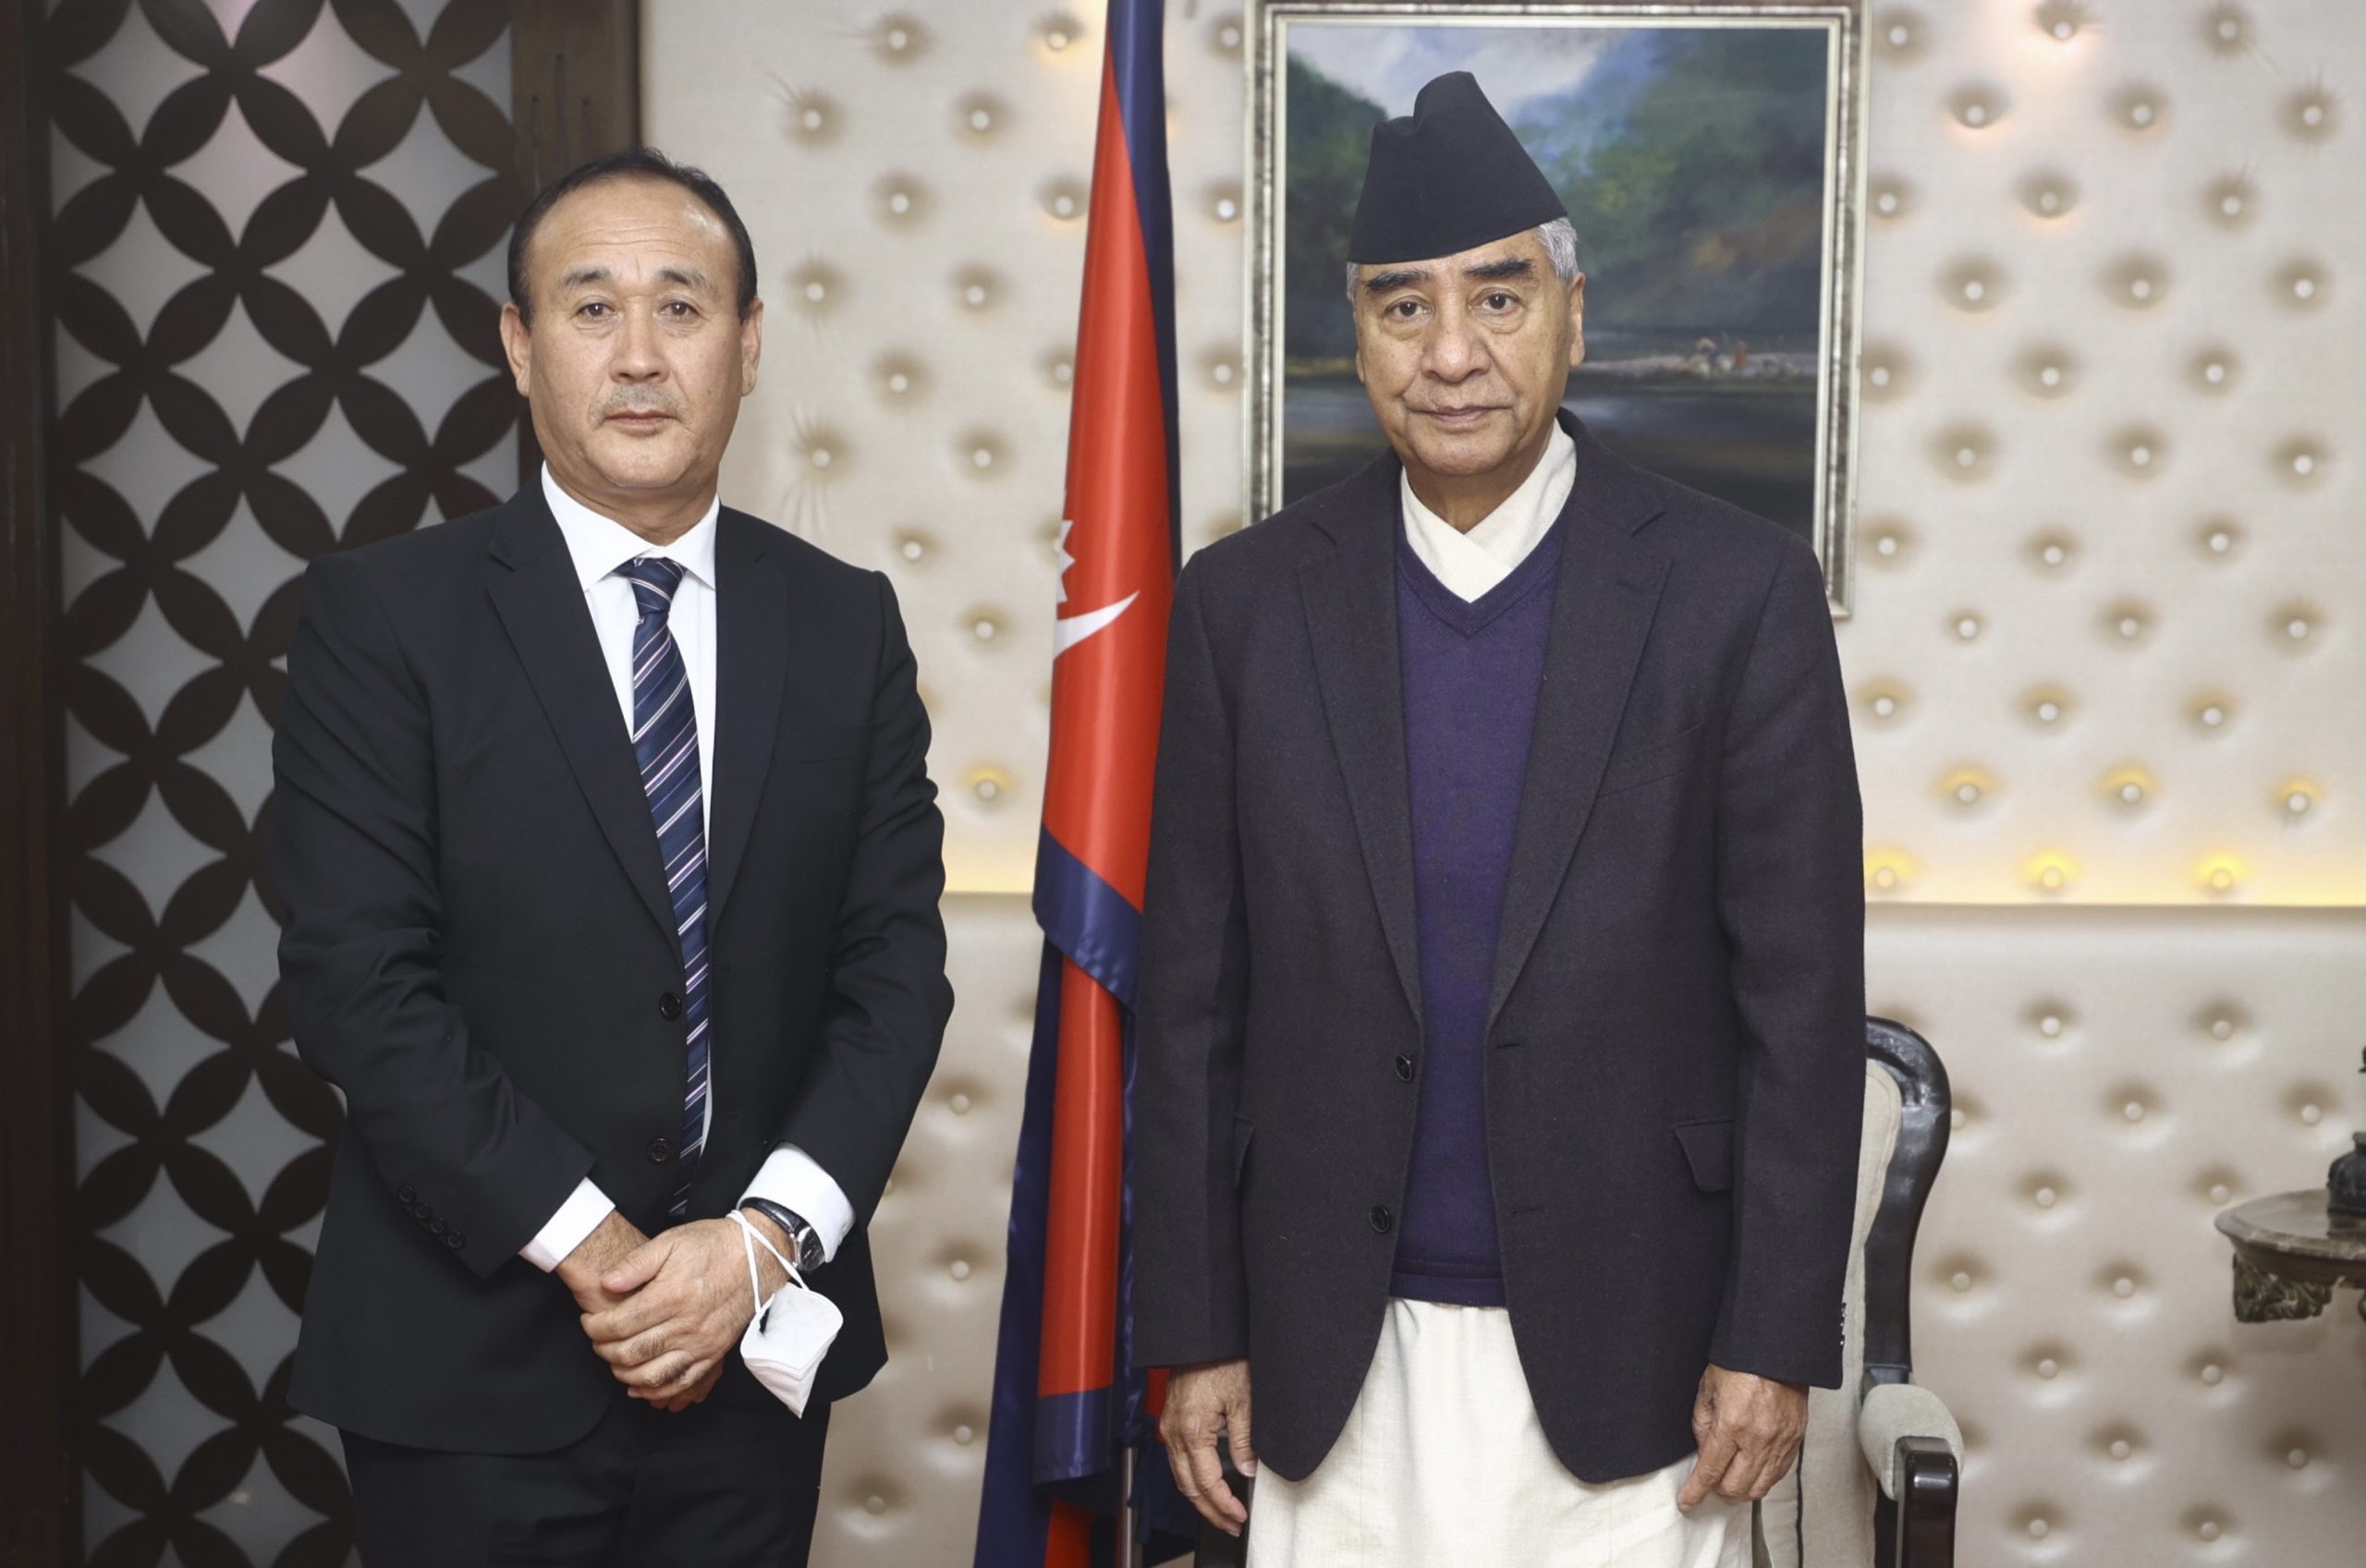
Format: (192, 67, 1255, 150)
(1394, 1054, 1415, 1082)
(1369, 1205, 1394, 1234)
(659, 991, 683, 1021)
(648, 1137, 676, 1163)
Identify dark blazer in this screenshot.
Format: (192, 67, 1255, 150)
(270, 483, 952, 1453)
(1133, 414, 1865, 1485)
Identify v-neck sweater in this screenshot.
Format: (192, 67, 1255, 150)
(1388, 509, 1569, 1307)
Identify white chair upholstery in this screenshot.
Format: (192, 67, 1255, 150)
(1757, 1060, 1963, 1568)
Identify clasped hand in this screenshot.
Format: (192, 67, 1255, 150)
(556, 1210, 789, 1413)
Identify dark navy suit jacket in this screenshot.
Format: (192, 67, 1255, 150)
(1133, 413, 1865, 1484)
(271, 483, 951, 1453)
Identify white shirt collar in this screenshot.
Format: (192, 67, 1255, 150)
(541, 463, 720, 592)
(1399, 422, 1579, 602)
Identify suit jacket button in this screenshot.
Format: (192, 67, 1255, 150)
(396, 1185, 416, 1203)
(445, 1234, 465, 1250)
(1369, 1205, 1394, 1234)
(648, 1137, 676, 1163)
(1393, 1054, 1415, 1082)
(659, 991, 684, 1021)
(427, 1218, 445, 1235)
(411, 1202, 430, 1219)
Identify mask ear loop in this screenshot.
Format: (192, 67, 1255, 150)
(726, 1210, 769, 1319)
(727, 1209, 807, 1331)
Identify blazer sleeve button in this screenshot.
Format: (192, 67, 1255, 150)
(1369, 1205, 1394, 1234)
(396, 1185, 416, 1204)
(445, 1234, 465, 1250)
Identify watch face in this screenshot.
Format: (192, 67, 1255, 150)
(799, 1232, 826, 1272)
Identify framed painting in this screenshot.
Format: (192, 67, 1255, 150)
(1249, 1, 1869, 610)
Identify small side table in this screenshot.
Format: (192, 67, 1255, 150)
(2216, 1190, 2366, 1325)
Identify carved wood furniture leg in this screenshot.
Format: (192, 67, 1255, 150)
(2232, 1255, 2331, 1323)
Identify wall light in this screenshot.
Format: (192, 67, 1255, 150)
(2023, 852, 2078, 894)
(2197, 854, 2246, 895)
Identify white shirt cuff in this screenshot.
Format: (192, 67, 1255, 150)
(520, 1177, 616, 1272)
(741, 1146, 856, 1263)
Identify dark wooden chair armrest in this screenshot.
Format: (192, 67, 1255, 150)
(1873, 1435, 1957, 1568)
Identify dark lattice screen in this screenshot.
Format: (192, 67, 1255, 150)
(47, 0, 521, 1560)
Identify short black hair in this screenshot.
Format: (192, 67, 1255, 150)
(506, 146, 759, 325)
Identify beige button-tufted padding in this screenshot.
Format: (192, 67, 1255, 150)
(813, 900, 2366, 1567)
(647, 4, 1250, 899)
(1877, 905, 2366, 1566)
(633, 5, 2366, 1562)
(645, 0, 2365, 909)
(1847, 0, 2365, 906)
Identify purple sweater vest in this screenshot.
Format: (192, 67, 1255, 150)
(1388, 514, 1568, 1307)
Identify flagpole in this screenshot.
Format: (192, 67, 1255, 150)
(1118, 1445, 1140, 1568)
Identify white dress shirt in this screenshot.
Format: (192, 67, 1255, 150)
(1399, 422, 1578, 602)
(520, 465, 855, 1271)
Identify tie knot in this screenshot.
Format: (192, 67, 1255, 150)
(620, 556, 687, 621)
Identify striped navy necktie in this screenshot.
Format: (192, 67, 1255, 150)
(619, 556, 708, 1218)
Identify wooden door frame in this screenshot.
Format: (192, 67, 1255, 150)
(0, 0, 71, 1558)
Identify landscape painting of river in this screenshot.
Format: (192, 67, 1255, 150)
(1254, 5, 1865, 585)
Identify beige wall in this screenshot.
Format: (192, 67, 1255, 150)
(644, 4, 2366, 1563)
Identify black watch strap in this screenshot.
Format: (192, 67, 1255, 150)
(739, 1197, 825, 1273)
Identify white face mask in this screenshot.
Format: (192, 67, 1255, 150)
(728, 1210, 843, 1417)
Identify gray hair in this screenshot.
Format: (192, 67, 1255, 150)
(1344, 216, 1580, 304)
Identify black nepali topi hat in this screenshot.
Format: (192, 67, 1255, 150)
(1347, 70, 1568, 265)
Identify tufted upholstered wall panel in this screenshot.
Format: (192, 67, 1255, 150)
(642, 2, 1251, 899)
(635, 4, 2366, 1566)
(826, 898, 2366, 1567)
(647, 0, 2363, 909)
(1845, 0, 2365, 908)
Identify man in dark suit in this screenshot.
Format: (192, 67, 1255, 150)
(270, 148, 952, 1564)
(1136, 75, 1863, 1565)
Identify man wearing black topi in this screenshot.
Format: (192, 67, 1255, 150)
(1136, 72, 1864, 1565)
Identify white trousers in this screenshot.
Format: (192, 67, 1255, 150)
(1244, 1299, 1749, 1568)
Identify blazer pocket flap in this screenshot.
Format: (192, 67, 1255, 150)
(1674, 1117, 1736, 1194)
(1231, 1114, 1255, 1188)
(1600, 722, 1704, 796)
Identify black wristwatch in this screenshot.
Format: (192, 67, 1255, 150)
(739, 1197, 825, 1274)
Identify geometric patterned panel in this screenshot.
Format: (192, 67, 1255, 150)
(44, 1, 520, 1561)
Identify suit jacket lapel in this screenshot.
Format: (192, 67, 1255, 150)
(706, 509, 787, 923)
(484, 488, 679, 951)
(1488, 421, 1669, 1027)
(1299, 454, 1425, 1027)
